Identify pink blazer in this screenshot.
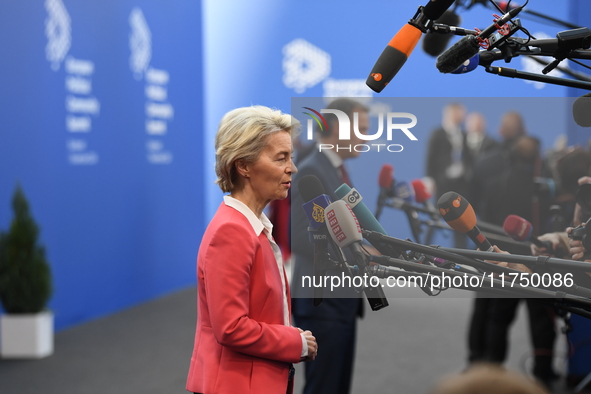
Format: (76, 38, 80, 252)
(186, 203, 303, 394)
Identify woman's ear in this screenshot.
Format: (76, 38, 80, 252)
(235, 159, 249, 178)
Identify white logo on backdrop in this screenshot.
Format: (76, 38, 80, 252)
(45, 0, 71, 71)
(129, 8, 174, 165)
(129, 7, 152, 80)
(323, 78, 374, 98)
(282, 39, 331, 94)
(521, 32, 565, 90)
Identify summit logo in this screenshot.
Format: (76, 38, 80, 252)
(45, 0, 71, 71)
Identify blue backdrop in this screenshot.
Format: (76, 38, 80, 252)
(0, 0, 203, 330)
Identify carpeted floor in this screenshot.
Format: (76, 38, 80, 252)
(0, 286, 581, 394)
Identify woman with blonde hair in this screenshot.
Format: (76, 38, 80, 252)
(186, 106, 317, 394)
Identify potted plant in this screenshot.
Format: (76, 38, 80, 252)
(0, 185, 53, 358)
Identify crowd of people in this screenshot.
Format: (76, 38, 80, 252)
(426, 102, 591, 391)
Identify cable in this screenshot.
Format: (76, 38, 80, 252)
(568, 58, 591, 72)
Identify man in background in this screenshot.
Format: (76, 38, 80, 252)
(290, 98, 368, 394)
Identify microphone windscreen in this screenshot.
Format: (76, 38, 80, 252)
(422, 10, 461, 57)
(436, 35, 480, 74)
(299, 175, 324, 202)
(436, 191, 477, 233)
(503, 214, 533, 242)
(411, 179, 432, 203)
(423, 0, 457, 20)
(572, 93, 591, 127)
(325, 200, 363, 248)
(378, 164, 394, 189)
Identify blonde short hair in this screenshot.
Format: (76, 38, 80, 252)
(215, 105, 299, 193)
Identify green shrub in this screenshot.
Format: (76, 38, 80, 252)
(0, 185, 52, 313)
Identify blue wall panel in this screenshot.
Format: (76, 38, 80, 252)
(0, 0, 204, 330)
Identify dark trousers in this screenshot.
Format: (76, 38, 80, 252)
(293, 316, 357, 394)
(468, 297, 556, 378)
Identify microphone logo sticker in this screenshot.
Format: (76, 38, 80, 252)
(312, 202, 325, 223)
(326, 209, 346, 243)
(370, 73, 383, 82)
(439, 207, 450, 216)
(453, 196, 462, 208)
(347, 191, 360, 205)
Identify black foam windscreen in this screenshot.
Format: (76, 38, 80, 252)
(423, 0, 457, 20)
(436, 35, 480, 73)
(573, 93, 591, 127)
(298, 174, 325, 202)
(422, 10, 461, 57)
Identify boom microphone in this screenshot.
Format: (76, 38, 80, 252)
(436, 5, 523, 73)
(422, 10, 461, 57)
(367, 0, 456, 92)
(437, 191, 493, 251)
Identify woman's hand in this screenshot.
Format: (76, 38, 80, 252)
(300, 329, 318, 361)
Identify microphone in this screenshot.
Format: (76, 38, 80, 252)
(325, 200, 367, 271)
(503, 214, 559, 255)
(298, 175, 334, 306)
(395, 181, 416, 203)
(411, 178, 439, 218)
(395, 181, 422, 242)
(436, 5, 523, 73)
(334, 183, 404, 258)
(367, 0, 456, 92)
(411, 178, 433, 204)
(573, 93, 591, 127)
(437, 191, 493, 251)
(422, 10, 461, 57)
(376, 164, 395, 220)
(335, 184, 388, 235)
(324, 200, 389, 311)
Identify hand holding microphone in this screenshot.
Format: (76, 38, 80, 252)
(502, 214, 566, 257)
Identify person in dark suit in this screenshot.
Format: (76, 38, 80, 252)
(426, 102, 471, 248)
(290, 98, 368, 394)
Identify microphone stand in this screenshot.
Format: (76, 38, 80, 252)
(430, 18, 591, 90)
(367, 255, 591, 317)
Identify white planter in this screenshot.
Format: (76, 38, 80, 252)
(0, 311, 54, 358)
